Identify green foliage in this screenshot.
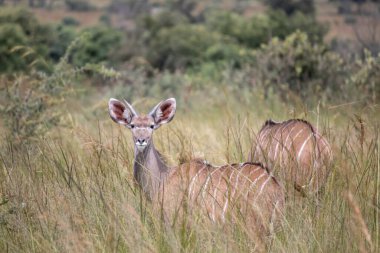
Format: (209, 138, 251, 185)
(0, 24, 29, 73)
(62, 16, 80, 26)
(49, 25, 77, 62)
(147, 24, 246, 70)
(0, 63, 76, 142)
(0, 36, 121, 142)
(252, 31, 345, 101)
(65, 0, 94, 11)
(139, 10, 189, 39)
(0, 7, 54, 73)
(206, 11, 271, 48)
(99, 14, 112, 26)
(347, 51, 380, 103)
(264, 0, 315, 16)
(166, 0, 200, 22)
(70, 26, 124, 67)
(206, 10, 327, 49)
(267, 10, 328, 43)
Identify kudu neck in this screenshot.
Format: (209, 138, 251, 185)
(133, 140, 169, 200)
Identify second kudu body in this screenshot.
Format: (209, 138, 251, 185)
(249, 119, 332, 194)
(109, 98, 285, 234)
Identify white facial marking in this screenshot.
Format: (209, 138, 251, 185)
(136, 143, 147, 152)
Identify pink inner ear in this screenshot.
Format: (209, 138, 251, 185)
(160, 102, 173, 120)
(111, 103, 125, 120)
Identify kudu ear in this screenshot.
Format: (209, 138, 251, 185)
(149, 98, 176, 127)
(108, 98, 138, 127)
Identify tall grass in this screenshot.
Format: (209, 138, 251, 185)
(0, 89, 379, 252)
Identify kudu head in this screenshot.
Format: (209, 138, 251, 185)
(108, 98, 176, 152)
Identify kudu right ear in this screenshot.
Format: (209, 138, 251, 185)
(149, 98, 176, 127)
(108, 98, 137, 127)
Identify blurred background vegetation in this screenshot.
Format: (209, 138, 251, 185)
(0, 0, 379, 252)
(0, 0, 379, 140)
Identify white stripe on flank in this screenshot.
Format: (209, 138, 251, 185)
(268, 126, 283, 157)
(252, 175, 272, 205)
(211, 168, 227, 222)
(245, 172, 266, 200)
(221, 195, 229, 222)
(188, 166, 207, 199)
(282, 124, 298, 152)
(272, 121, 293, 160)
(201, 171, 214, 200)
(285, 127, 305, 154)
(221, 176, 231, 222)
(231, 167, 243, 199)
(297, 133, 314, 161)
(258, 128, 273, 148)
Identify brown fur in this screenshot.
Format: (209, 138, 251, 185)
(109, 98, 286, 236)
(249, 119, 332, 194)
(159, 160, 285, 234)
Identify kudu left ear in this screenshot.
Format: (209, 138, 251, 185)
(108, 98, 138, 127)
(149, 98, 176, 127)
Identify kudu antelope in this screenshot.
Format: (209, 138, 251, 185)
(249, 119, 332, 195)
(108, 98, 285, 234)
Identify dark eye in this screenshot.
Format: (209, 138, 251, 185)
(130, 124, 135, 129)
(150, 125, 154, 129)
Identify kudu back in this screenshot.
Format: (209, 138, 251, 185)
(249, 119, 332, 194)
(109, 98, 285, 234)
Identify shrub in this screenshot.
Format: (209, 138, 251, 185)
(49, 25, 77, 62)
(206, 10, 327, 49)
(139, 10, 189, 39)
(0, 36, 121, 143)
(206, 11, 271, 48)
(0, 61, 77, 142)
(99, 14, 111, 26)
(62, 16, 80, 26)
(346, 51, 380, 103)
(268, 10, 328, 43)
(65, 0, 94, 11)
(70, 26, 124, 67)
(147, 24, 242, 70)
(0, 7, 55, 73)
(264, 0, 315, 16)
(108, 0, 151, 19)
(0, 24, 29, 73)
(252, 31, 345, 101)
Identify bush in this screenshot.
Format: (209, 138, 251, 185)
(0, 24, 29, 73)
(0, 61, 77, 142)
(264, 0, 315, 16)
(139, 10, 189, 39)
(62, 16, 80, 26)
(252, 31, 345, 101)
(206, 10, 327, 49)
(268, 10, 328, 43)
(49, 25, 77, 62)
(147, 24, 244, 70)
(0, 7, 54, 73)
(206, 11, 271, 49)
(70, 26, 124, 67)
(346, 51, 380, 103)
(65, 0, 94, 11)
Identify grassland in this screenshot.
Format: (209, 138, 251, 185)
(0, 83, 379, 252)
(0, 0, 379, 252)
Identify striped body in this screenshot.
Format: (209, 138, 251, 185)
(160, 160, 285, 233)
(249, 119, 332, 194)
(109, 98, 285, 236)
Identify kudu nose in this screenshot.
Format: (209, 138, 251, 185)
(137, 139, 145, 144)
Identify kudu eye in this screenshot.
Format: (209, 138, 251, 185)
(130, 124, 135, 129)
(150, 125, 155, 129)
